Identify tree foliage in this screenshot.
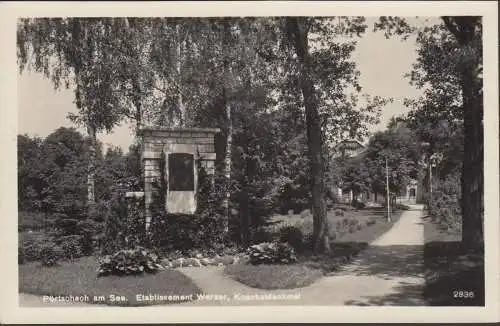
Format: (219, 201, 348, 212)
(375, 16, 483, 246)
(18, 17, 387, 253)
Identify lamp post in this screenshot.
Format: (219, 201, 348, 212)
(420, 142, 444, 203)
(420, 142, 432, 199)
(429, 160, 433, 194)
(429, 152, 444, 192)
(386, 157, 391, 222)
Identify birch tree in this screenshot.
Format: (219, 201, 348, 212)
(17, 18, 123, 214)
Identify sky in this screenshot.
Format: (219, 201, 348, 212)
(17, 17, 426, 153)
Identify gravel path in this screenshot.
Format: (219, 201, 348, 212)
(178, 204, 426, 306)
(19, 205, 426, 307)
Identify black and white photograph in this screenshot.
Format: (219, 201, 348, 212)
(1, 1, 498, 324)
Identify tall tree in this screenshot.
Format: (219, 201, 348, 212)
(284, 18, 330, 252)
(363, 123, 421, 197)
(17, 18, 123, 214)
(375, 16, 483, 247)
(441, 17, 483, 247)
(277, 17, 381, 252)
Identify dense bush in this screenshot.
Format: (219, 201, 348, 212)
(428, 173, 462, 232)
(278, 226, 303, 252)
(351, 199, 365, 209)
(252, 227, 276, 244)
(38, 243, 64, 266)
(149, 163, 227, 253)
(99, 177, 145, 255)
(366, 219, 376, 226)
(299, 209, 311, 219)
(57, 235, 84, 260)
(19, 232, 54, 263)
(18, 211, 47, 232)
(395, 203, 410, 210)
(151, 212, 226, 253)
(97, 246, 163, 276)
(247, 242, 298, 265)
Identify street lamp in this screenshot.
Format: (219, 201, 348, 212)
(429, 152, 444, 191)
(419, 142, 443, 199)
(420, 142, 432, 196)
(386, 157, 391, 222)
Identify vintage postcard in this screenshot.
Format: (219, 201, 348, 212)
(1, 1, 498, 324)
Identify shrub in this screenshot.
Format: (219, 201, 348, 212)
(18, 211, 46, 232)
(297, 219, 314, 238)
(351, 199, 365, 209)
(39, 243, 64, 267)
(18, 246, 25, 264)
(428, 172, 462, 232)
(395, 203, 410, 210)
(278, 226, 303, 252)
(19, 232, 53, 263)
(19, 238, 39, 263)
(334, 209, 344, 217)
(247, 242, 298, 265)
(151, 213, 226, 253)
(58, 235, 83, 260)
(252, 227, 276, 244)
(149, 165, 227, 252)
(225, 264, 322, 290)
(299, 209, 311, 219)
(98, 246, 163, 276)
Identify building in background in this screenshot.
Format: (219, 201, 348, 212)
(333, 139, 419, 205)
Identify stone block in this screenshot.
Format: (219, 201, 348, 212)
(143, 151, 162, 159)
(199, 153, 216, 161)
(196, 137, 214, 144)
(197, 144, 215, 153)
(176, 137, 194, 144)
(200, 258, 211, 266)
(125, 191, 144, 198)
(143, 143, 155, 151)
(192, 132, 211, 138)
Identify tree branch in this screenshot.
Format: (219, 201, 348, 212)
(441, 17, 462, 42)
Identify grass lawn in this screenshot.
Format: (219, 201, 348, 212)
(300, 208, 405, 275)
(268, 206, 402, 241)
(225, 264, 322, 289)
(224, 207, 406, 289)
(19, 256, 201, 306)
(422, 216, 484, 306)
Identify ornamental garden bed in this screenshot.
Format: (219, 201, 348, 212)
(19, 255, 201, 306)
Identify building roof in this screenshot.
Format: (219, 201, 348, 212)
(334, 139, 365, 151)
(138, 126, 221, 135)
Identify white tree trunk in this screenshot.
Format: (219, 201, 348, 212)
(176, 24, 185, 127)
(223, 102, 232, 233)
(87, 121, 96, 206)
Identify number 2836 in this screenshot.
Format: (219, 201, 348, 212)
(453, 290, 474, 298)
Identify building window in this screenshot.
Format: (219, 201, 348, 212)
(168, 153, 195, 191)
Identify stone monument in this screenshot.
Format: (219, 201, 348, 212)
(139, 127, 220, 230)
